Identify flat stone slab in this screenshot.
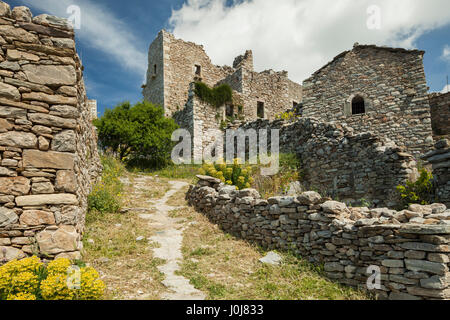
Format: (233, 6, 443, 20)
(259, 251, 282, 265)
(399, 224, 450, 235)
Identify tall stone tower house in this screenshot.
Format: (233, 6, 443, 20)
(143, 30, 302, 120)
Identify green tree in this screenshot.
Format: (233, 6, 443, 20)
(94, 101, 179, 168)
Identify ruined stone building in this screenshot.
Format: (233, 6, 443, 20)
(143, 30, 302, 121)
(302, 44, 435, 155)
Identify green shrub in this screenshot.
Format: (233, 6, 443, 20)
(396, 168, 434, 208)
(194, 82, 233, 108)
(88, 155, 125, 213)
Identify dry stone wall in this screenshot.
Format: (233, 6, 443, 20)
(429, 92, 450, 137)
(229, 117, 417, 207)
(302, 45, 434, 156)
(0, 2, 100, 263)
(188, 176, 450, 300)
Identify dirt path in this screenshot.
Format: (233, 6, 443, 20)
(136, 177, 206, 300)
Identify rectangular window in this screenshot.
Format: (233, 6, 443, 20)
(257, 101, 264, 118)
(226, 105, 234, 117)
(195, 65, 201, 76)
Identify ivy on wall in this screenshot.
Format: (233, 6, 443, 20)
(194, 82, 233, 108)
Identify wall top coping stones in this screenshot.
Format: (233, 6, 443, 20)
(304, 43, 425, 82)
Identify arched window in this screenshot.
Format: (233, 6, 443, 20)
(352, 96, 365, 115)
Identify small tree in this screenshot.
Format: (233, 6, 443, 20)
(94, 101, 179, 168)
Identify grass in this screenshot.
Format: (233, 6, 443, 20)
(130, 163, 201, 181)
(176, 203, 370, 300)
(83, 173, 166, 300)
(251, 153, 302, 198)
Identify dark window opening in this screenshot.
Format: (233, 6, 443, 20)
(195, 65, 201, 76)
(352, 96, 365, 115)
(293, 101, 298, 108)
(257, 102, 265, 118)
(153, 64, 157, 75)
(226, 105, 234, 117)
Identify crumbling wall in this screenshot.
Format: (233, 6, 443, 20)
(423, 139, 450, 207)
(188, 176, 450, 300)
(429, 92, 450, 137)
(231, 117, 416, 207)
(302, 45, 434, 155)
(0, 3, 101, 263)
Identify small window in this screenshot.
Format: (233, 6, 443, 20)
(195, 65, 201, 76)
(293, 101, 298, 108)
(153, 64, 157, 75)
(352, 96, 365, 115)
(226, 105, 234, 117)
(257, 102, 265, 118)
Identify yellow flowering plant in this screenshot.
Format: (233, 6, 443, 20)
(0, 257, 105, 300)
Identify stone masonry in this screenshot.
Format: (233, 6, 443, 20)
(188, 176, 450, 300)
(302, 44, 434, 156)
(0, 2, 101, 263)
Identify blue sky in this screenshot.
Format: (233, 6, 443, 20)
(5, 0, 450, 116)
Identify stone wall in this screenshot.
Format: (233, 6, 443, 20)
(187, 176, 450, 300)
(423, 139, 450, 207)
(0, 2, 100, 263)
(429, 92, 450, 137)
(302, 44, 434, 156)
(229, 117, 417, 207)
(173, 84, 224, 161)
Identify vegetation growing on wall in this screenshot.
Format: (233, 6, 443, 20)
(194, 82, 233, 108)
(94, 101, 179, 168)
(396, 167, 434, 208)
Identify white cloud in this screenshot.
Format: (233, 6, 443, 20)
(19, 0, 147, 76)
(442, 84, 450, 93)
(443, 45, 450, 61)
(169, 0, 450, 83)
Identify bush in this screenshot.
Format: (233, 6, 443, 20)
(194, 82, 233, 108)
(88, 155, 125, 213)
(396, 167, 434, 208)
(199, 159, 253, 190)
(0, 257, 105, 300)
(94, 101, 179, 168)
